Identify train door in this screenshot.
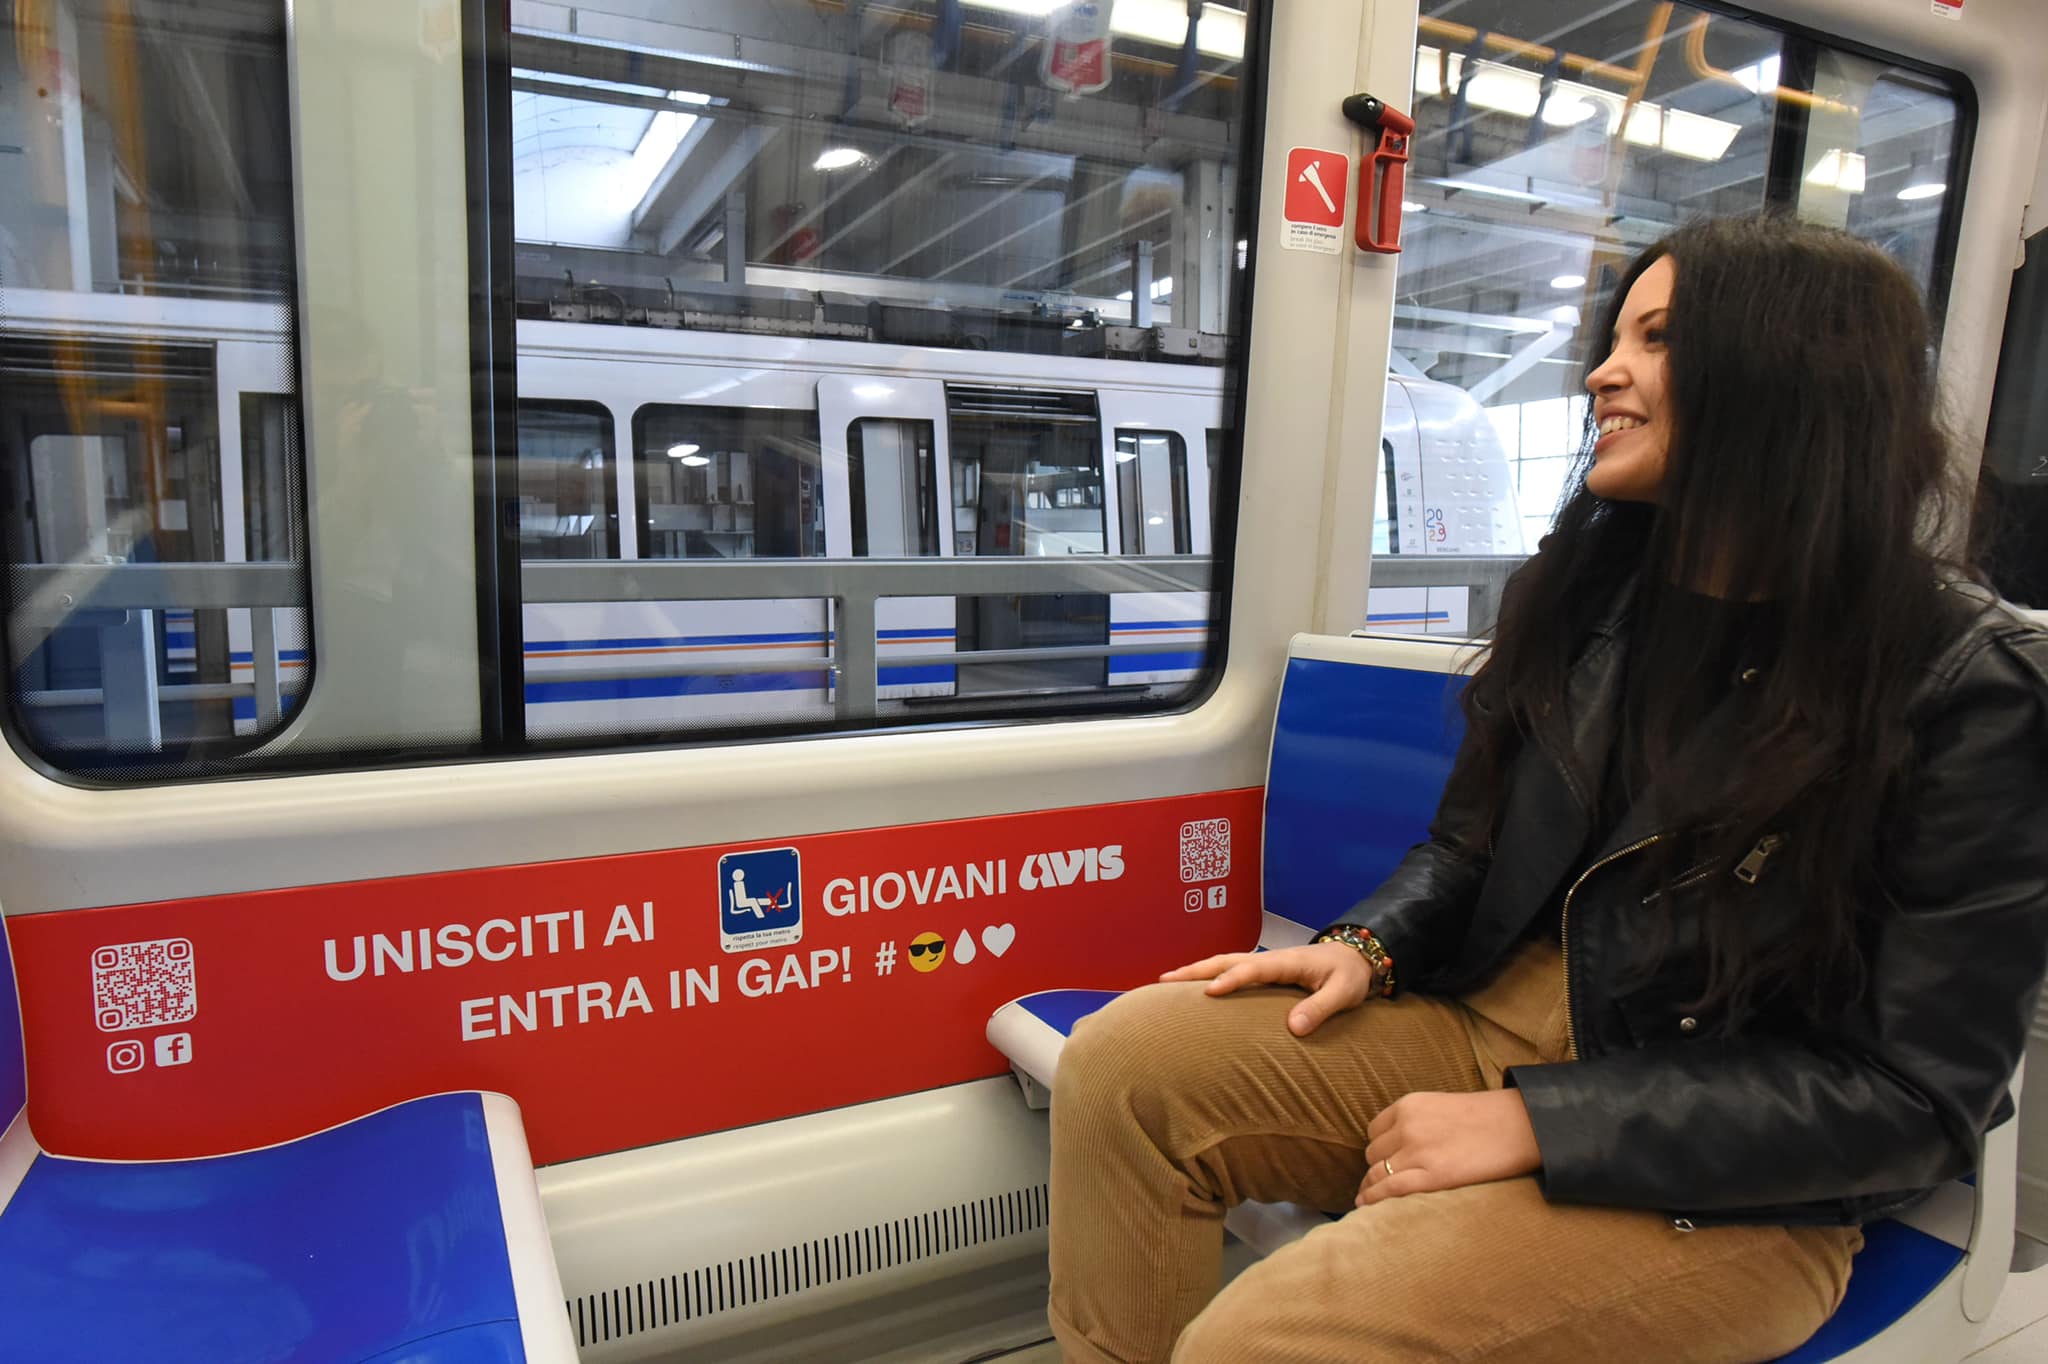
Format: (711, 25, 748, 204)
(1097, 388, 1216, 688)
(816, 375, 955, 702)
(944, 385, 1111, 696)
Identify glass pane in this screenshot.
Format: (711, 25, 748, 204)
(509, 0, 1256, 746)
(0, 0, 308, 771)
(1391, 0, 1968, 555)
(1116, 430, 1191, 554)
(848, 418, 938, 557)
(518, 402, 618, 560)
(634, 407, 825, 560)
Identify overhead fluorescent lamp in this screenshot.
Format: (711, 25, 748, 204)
(1805, 147, 1866, 193)
(1898, 180, 1945, 201)
(1401, 200, 1425, 212)
(1623, 104, 1740, 162)
(667, 443, 703, 461)
(1550, 274, 1587, 290)
(1416, 46, 1735, 162)
(814, 147, 867, 171)
(1415, 46, 1444, 100)
(967, 0, 1247, 60)
(1435, 176, 1547, 205)
(1461, 59, 1543, 118)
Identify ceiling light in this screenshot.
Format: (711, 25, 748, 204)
(667, 443, 703, 462)
(1147, 515, 1166, 525)
(1116, 449, 1139, 463)
(1624, 105, 1740, 161)
(1550, 274, 1586, 290)
(1401, 200, 1425, 213)
(1897, 153, 1945, 201)
(1805, 147, 1866, 193)
(814, 147, 867, 172)
(967, 0, 1247, 60)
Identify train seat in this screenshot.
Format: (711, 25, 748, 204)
(0, 918, 577, 1363)
(986, 630, 2039, 1363)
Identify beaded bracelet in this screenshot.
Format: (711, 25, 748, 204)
(1312, 923, 1398, 998)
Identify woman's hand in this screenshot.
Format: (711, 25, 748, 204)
(1159, 942, 1379, 1036)
(1356, 1090, 1542, 1206)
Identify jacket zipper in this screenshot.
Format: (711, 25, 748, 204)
(1733, 833, 1786, 885)
(1560, 833, 1663, 1060)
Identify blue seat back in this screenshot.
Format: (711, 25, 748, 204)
(1, 919, 24, 1134)
(1263, 639, 1468, 933)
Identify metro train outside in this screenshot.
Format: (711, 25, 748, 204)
(1, 0, 2046, 1361)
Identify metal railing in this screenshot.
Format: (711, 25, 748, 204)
(1367, 555, 1522, 639)
(6, 554, 1525, 749)
(7, 558, 1216, 745)
(11, 562, 303, 749)
(520, 557, 1216, 720)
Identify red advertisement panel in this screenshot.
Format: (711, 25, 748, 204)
(12, 789, 1263, 1164)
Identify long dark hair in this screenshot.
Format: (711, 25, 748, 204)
(1457, 215, 1975, 1023)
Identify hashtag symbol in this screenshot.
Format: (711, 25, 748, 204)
(875, 942, 897, 976)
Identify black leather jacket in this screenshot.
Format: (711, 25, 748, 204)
(1334, 580, 2048, 1226)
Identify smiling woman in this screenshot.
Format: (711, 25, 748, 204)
(1584, 256, 1673, 503)
(1046, 216, 2048, 1363)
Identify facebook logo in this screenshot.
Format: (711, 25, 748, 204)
(718, 847, 803, 954)
(153, 1033, 193, 1068)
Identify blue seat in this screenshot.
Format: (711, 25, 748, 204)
(0, 917, 576, 1364)
(987, 630, 2032, 1362)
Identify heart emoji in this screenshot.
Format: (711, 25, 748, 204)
(981, 923, 1017, 957)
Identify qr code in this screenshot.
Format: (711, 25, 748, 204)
(1180, 819, 1232, 883)
(91, 938, 197, 1033)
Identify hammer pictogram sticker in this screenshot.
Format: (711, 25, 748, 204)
(1282, 147, 1348, 253)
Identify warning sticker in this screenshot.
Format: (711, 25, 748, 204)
(1929, 0, 1962, 18)
(1282, 147, 1348, 254)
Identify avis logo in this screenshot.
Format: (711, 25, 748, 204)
(1017, 845, 1124, 891)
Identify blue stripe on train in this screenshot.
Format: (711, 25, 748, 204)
(1109, 650, 1206, 674)
(1364, 612, 1451, 624)
(231, 694, 303, 723)
(878, 665, 957, 686)
(527, 629, 829, 652)
(526, 671, 831, 704)
(229, 650, 311, 663)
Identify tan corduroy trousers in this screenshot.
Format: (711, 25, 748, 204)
(1047, 938, 1862, 1364)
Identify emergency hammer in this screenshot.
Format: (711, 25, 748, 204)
(1342, 93, 1415, 254)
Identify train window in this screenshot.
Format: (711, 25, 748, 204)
(847, 419, 940, 557)
(517, 402, 619, 560)
(949, 388, 1106, 558)
(632, 407, 826, 560)
(241, 396, 304, 563)
(1115, 431, 1192, 554)
(0, 0, 308, 773)
(1384, 0, 1970, 574)
(499, 0, 1256, 749)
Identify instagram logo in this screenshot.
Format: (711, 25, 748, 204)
(1183, 888, 1205, 912)
(106, 1040, 145, 1074)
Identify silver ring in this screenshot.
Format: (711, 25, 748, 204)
(1382, 1158, 1395, 1178)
